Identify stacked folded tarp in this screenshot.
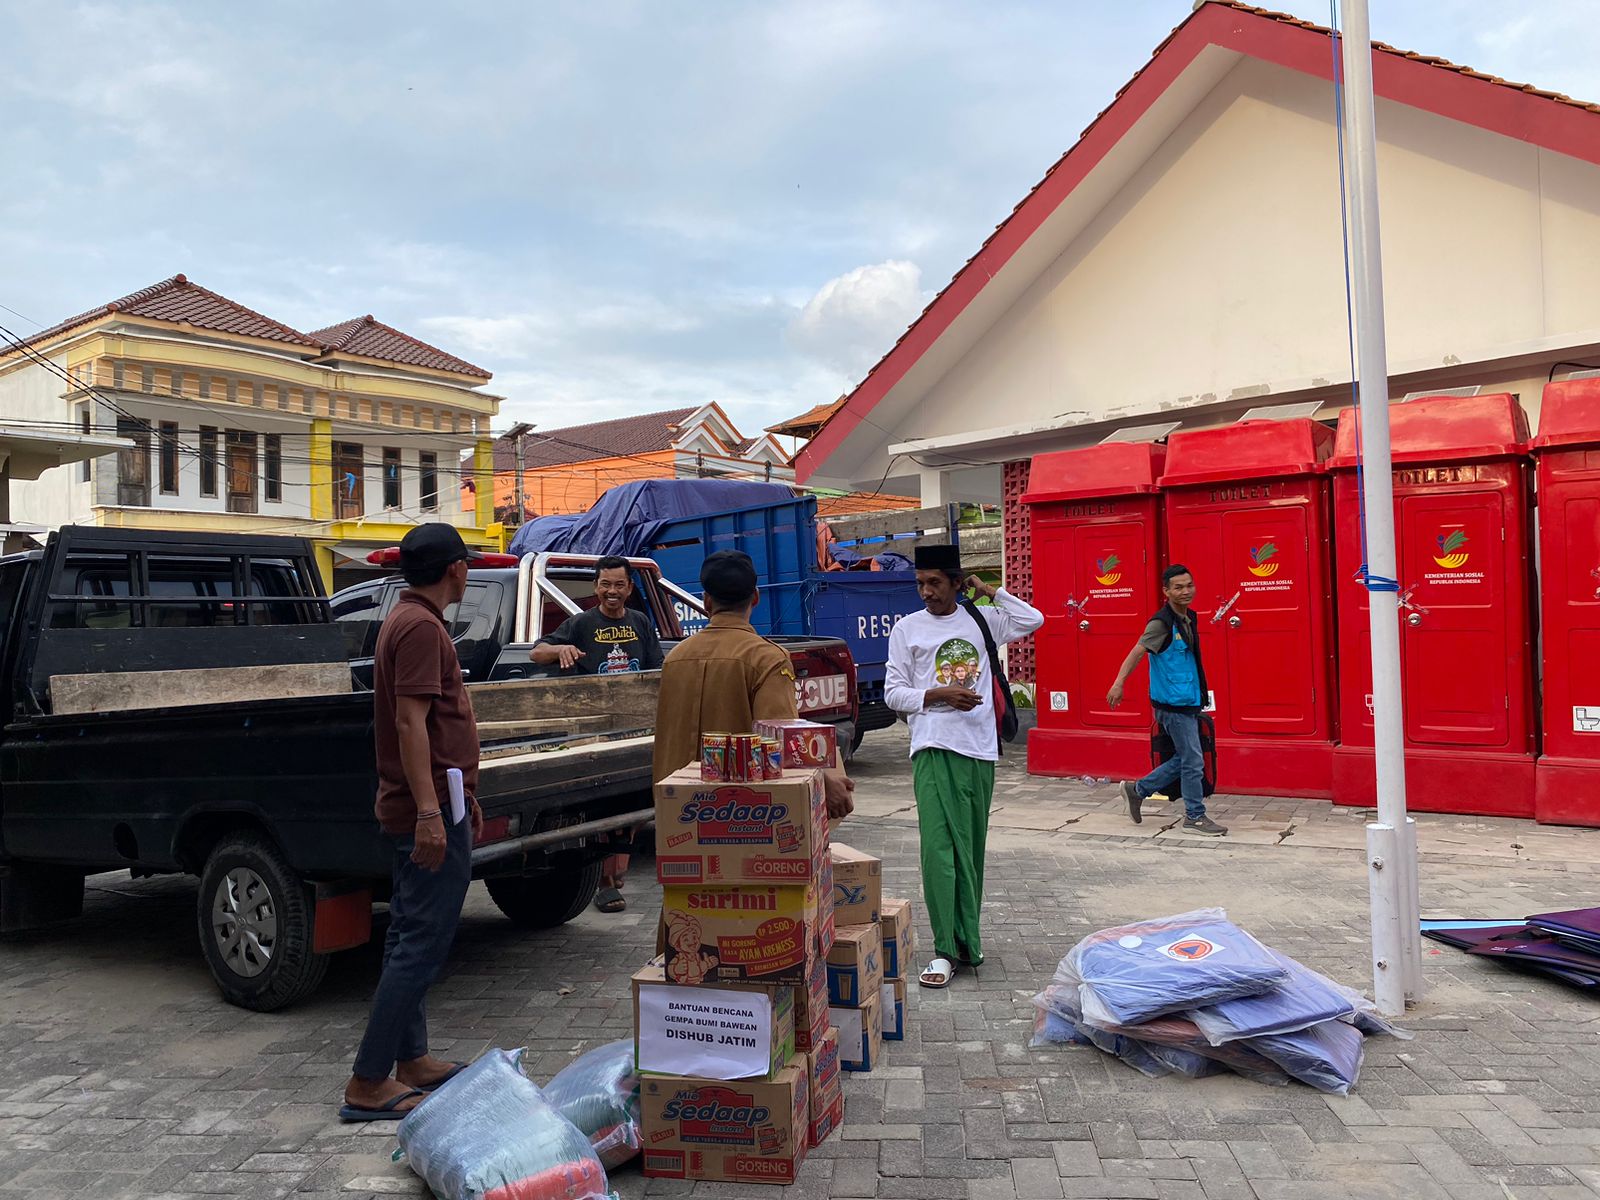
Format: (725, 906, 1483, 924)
(1032, 908, 1405, 1095)
(1422, 907, 1600, 991)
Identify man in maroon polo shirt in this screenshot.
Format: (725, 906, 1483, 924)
(341, 523, 485, 1122)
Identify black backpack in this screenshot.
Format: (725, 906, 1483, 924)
(960, 598, 1019, 752)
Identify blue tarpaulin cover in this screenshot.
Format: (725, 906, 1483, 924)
(508, 480, 796, 558)
(1068, 908, 1289, 1026)
(1189, 948, 1358, 1044)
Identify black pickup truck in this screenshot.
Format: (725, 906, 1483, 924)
(0, 527, 659, 1011)
(331, 550, 860, 754)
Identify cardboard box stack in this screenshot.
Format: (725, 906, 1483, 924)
(879, 896, 916, 1041)
(638, 755, 845, 1184)
(827, 842, 889, 1072)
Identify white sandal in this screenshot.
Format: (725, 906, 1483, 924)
(919, 957, 957, 989)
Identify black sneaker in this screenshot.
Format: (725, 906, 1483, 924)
(1119, 781, 1143, 825)
(1183, 816, 1228, 837)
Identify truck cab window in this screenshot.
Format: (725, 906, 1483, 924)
(332, 584, 386, 658)
(49, 558, 135, 629)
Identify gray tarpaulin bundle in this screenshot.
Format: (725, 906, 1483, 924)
(1032, 908, 1406, 1095)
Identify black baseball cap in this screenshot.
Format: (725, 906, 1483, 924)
(398, 523, 483, 573)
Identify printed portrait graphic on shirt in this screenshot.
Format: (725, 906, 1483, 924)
(935, 637, 982, 689)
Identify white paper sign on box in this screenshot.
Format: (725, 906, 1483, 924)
(636, 984, 774, 1080)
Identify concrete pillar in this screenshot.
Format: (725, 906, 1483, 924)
(473, 438, 494, 529)
(309, 419, 333, 523)
(918, 465, 954, 507)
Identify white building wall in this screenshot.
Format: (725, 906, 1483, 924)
(877, 57, 1600, 466)
(0, 355, 98, 527)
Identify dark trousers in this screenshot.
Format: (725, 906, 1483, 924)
(352, 813, 472, 1080)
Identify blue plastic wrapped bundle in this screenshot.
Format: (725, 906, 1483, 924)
(1246, 1018, 1366, 1095)
(1189, 949, 1357, 1044)
(541, 1041, 641, 1169)
(397, 1049, 613, 1200)
(1065, 908, 1289, 1026)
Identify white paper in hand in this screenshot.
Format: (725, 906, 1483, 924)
(446, 768, 467, 826)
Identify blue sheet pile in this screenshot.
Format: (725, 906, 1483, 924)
(1032, 908, 1405, 1095)
(1421, 907, 1600, 991)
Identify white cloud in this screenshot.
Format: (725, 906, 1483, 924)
(786, 260, 927, 382)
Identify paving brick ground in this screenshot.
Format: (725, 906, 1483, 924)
(3, 726, 1599, 1199)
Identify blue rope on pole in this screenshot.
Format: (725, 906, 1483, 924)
(1329, 0, 1399, 595)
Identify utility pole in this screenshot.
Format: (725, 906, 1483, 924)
(506, 422, 534, 527)
(1340, 0, 1422, 1015)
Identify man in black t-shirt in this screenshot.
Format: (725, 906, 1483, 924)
(530, 555, 663, 911)
(532, 556, 664, 676)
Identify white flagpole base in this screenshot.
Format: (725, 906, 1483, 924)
(1366, 822, 1407, 1016)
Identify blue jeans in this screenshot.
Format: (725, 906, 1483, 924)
(353, 812, 472, 1080)
(1136, 709, 1207, 820)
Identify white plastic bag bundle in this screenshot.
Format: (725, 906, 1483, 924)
(541, 1040, 641, 1169)
(396, 1049, 613, 1200)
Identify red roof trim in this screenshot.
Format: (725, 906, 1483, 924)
(796, 1, 1600, 482)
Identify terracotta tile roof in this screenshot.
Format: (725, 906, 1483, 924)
(801, 0, 1600, 476)
(767, 397, 847, 437)
(4, 273, 321, 355)
(308, 315, 491, 380)
(495, 406, 701, 470)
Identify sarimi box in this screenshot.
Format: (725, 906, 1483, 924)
(641, 1066, 809, 1185)
(663, 882, 827, 986)
(631, 960, 795, 1080)
(829, 842, 883, 927)
(880, 897, 915, 980)
(826, 922, 884, 1007)
(655, 767, 827, 884)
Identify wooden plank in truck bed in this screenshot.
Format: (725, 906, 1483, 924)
(50, 662, 353, 715)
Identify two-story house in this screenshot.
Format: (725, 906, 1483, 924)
(0, 275, 503, 590)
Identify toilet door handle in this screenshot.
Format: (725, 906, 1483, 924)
(1227, 616, 1242, 630)
(1078, 619, 1091, 632)
(1406, 613, 1423, 627)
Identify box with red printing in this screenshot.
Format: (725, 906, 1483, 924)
(754, 719, 839, 770)
(806, 1026, 843, 1148)
(662, 882, 827, 987)
(640, 1066, 808, 1185)
(655, 767, 827, 884)
(792, 953, 830, 1052)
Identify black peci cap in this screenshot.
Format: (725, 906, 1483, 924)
(399, 523, 483, 573)
(914, 544, 962, 572)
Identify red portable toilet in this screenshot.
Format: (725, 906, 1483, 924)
(1023, 442, 1165, 779)
(1532, 379, 1600, 827)
(1329, 393, 1537, 817)
(1159, 417, 1338, 797)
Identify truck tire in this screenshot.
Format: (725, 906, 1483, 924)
(485, 861, 602, 929)
(197, 834, 329, 1012)
(849, 726, 865, 757)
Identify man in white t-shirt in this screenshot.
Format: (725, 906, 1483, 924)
(884, 544, 1043, 989)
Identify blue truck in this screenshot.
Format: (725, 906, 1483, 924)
(508, 481, 966, 751)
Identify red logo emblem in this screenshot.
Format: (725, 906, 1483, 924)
(1165, 937, 1217, 961)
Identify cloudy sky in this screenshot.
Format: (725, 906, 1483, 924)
(3, 2, 1594, 439)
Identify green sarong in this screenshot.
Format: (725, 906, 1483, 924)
(913, 748, 996, 968)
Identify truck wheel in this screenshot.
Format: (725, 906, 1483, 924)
(197, 834, 329, 1012)
(849, 727, 866, 757)
(484, 861, 602, 929)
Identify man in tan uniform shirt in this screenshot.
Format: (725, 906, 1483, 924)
(653, 551, 854, 817)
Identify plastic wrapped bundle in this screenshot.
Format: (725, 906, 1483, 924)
(1246, 1018, 1366, 1095)
(541, 1041, 641, 1169)
(1189, 949, 1357, 1044)
(397, 1049, 613, 1200)
(1064, 909, 1289, 1026)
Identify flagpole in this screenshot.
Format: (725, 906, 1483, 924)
(1338, 0, 1422, 1015)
